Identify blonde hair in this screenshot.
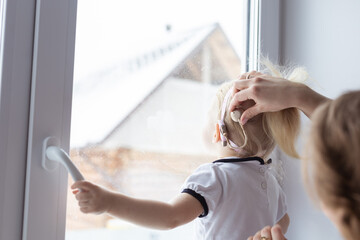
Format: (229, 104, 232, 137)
(215, 59, 305, 158)
(303, 90, 360, 240)
(261, 59, 307, 158)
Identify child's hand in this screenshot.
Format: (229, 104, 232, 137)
(71, 180, 113, 215)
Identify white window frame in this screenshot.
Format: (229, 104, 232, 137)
(245, 0, 261, 71)
(258, 0, 280, 64)
(0, 0, 279, 239)
(0, 0, 37, 239)
(245, 0, 280, 71)
(21, 0, 77, 239)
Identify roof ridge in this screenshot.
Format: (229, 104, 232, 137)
(74, 23, 220, 90)
(123, 23, 219, 74)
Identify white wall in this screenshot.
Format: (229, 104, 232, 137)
(270, 0, 360, 239)
(280, 0, 360, 98)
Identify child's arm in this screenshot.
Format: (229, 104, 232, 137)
(71, 181, 203, 230)
(276, 213, 290, 233)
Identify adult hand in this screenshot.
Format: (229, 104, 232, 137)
(71, 180, 113, 215)
(229, 71, 329, 124)
(229, 71, 303, 125)
(247, 225, 287, 240)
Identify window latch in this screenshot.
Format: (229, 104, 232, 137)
(42, 137, 85, 182)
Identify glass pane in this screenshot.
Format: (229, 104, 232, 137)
(66, 0, 245, 239)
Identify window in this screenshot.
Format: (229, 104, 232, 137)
(0, 0, 267, 239)
(66, 1, 246, 239)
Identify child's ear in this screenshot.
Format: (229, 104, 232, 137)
(213, 123, 221, 143)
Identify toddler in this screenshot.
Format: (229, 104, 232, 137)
(72, 62, 305, 239)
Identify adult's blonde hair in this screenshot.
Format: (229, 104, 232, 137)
(303, 90, 360, 240)
(215, 59, 305, 158)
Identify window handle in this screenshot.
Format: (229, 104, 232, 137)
(42, 137, 85, 182)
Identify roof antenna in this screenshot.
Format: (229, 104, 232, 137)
(165, 24, 172, 33)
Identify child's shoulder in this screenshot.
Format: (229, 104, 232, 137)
(186, 161, 255, 190)
(193, 162, 217, 173)
(193, 161, 251, 175)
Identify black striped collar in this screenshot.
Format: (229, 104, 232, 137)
(213, 156, 272, 165)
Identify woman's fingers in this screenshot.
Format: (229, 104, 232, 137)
(230, 73, 301, 123)
(271, 225, 287, 240)
(233, 72, 263, 93)
(239, 71, 262, 80)
(240, 104, 263, 125)
(253, 230, 262, 240)
(229, 87, 263, 124)
(260, 226, 272, 240)
(231, 72, 267, 113)
(232, 79, 252, 94)
(229, 88, 254, 112)
(248, 225, 286, 240)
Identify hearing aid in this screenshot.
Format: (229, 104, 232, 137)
(230, 110, 242, 123)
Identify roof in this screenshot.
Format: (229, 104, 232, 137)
(71, 24, 220, 148)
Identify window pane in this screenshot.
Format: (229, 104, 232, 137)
(66, 0, 245, 239)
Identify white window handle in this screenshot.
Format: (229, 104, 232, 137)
(42, 137, 85, 182)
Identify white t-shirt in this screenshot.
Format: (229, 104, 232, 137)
(181, 157, 287, 240)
